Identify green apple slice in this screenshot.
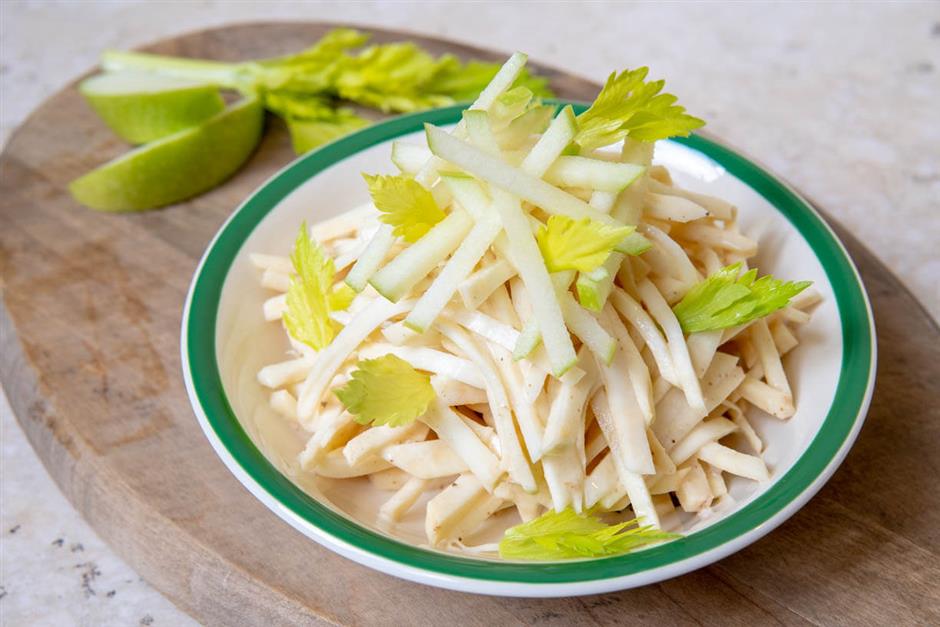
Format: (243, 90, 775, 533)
(69, 96, 263, 212)
(369, 210, 474, 303)
(79, 71, 226, 144)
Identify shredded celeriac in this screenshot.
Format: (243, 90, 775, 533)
(250, 54, 816, 559)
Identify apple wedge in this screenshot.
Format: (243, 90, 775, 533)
(79, 71, 225, 144)
(69, 95, 262, 211)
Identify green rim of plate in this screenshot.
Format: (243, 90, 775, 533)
(185, 100, 873, 584)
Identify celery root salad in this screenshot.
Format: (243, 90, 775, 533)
(250, 53, 817, 560)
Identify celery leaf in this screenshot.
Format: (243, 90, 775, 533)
(284, 222, 340, 350)
(575, 67, 704, 149)
(334, 43, 457, 113)
(334, 354, 435, 427)
(328, 283, 356, 311)
(673, 263, 812, 333)
(363, 173, 446, 243)
(499, 508, 679, 560)
(536, 215, 633, 273)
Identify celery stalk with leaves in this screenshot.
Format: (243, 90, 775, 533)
(71, 29, 552, 212)
(99, 28, 552, 153)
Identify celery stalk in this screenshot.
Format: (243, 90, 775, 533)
(101, 50, 251, 90)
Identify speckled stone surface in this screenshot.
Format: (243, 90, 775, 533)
(1, 1, 938, 623)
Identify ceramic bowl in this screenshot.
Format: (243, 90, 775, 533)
(182, 101, 876, 596)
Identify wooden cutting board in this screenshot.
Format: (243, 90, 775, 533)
(2, 22, 938, 626)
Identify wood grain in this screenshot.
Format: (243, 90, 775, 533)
(1, 22, 938, 626)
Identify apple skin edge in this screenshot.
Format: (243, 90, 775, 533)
(80, 76, 226, 145)
(69, 96, 263, 212)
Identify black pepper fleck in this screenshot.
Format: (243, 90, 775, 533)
(51, 538, 64, 547)
(8, 525, 20, 534)
(75, 562, 101, 598)
(140, 615, 155, 626)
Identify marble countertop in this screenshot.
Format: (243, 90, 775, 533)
(2, 1, 938, 624)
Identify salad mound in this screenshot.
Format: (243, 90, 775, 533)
(251, 53, 816, 560)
